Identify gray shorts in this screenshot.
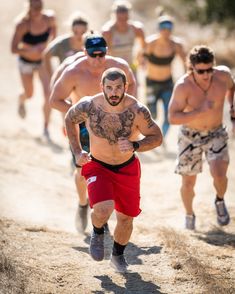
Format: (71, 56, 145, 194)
(175, 125, 229, 175)
(18, 58, 41, 74)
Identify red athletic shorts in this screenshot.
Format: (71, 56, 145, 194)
(81, 155, 141, 217)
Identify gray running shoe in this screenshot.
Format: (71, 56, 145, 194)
(89, 231, 104, 261)
(75, 204, 88, 233)
(185, 214, 196, 230)
(110, 254, 129, 273)
(215, 200, 230, 226)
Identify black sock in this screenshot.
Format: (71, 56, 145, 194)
(215, 195, 224, 202)
(112, 241, 126, 256)
(93, 225, 104, 235)
(79, 203, 88, 208)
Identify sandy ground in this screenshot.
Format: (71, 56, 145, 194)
(0, 1, 235, 293)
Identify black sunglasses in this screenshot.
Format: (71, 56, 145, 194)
(194, 67, 213, 75)
(87, 51, 106, 58)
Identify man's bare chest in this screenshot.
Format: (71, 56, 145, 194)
(188, 80, 227, 108)
(73, 74, 102, 98)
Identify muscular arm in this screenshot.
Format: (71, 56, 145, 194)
(48, 14, 57, 40)
(175, 42, 187, 71)
(49, 68, 75, 113)
(64, 98, 90, 155)
(168, 81, 204, 125)
(135, 103, 162, 151)
(225, 70, 235, 108)
(43, 48, 54, 78)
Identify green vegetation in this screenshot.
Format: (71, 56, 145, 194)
(179, 0, 235, 28)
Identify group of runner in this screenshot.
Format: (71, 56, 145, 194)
(11, 0, 235, 273)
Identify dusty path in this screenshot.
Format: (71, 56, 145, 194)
(1, 1, 235, 293)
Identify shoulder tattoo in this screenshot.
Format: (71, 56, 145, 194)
(69, 100, 94, 124)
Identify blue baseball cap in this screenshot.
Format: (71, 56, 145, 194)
(85, 35, 107, 55)
(159, 21, 173, 30)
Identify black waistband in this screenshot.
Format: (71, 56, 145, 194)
(20, 56, 42, 64)
(90, 154, 135, 172)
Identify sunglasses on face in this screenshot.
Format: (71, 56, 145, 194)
(194, 67, 214, 74)
(87, 49, 106, 58)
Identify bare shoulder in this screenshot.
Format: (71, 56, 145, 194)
(146, 34, 158, 44)
(101, 20, 114, 32)
(65, 56, 86, 73)
(106, 55, 129, 68)
(174, 74, 191, 92)
(127, 96, 150, 116)
(171, 35, 184, 45)
(129, 20, 144, 30)
(215, 65, 232, 75)
(214, 66, 234, 86)
(43, 9, 56, 19)
(14, 17, 28, 32)
(64, 51, 85, 66)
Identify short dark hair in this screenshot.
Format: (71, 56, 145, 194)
(188, 45, 215, 66)
(102, 68, 127, 85)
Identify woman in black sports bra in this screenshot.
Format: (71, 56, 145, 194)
(144, 15, 186, 138)
(11, 0, 56, 138)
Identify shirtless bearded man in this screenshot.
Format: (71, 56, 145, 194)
(64, 68, 162, 272)
(50, 34, 136, 233)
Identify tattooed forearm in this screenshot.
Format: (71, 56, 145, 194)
(137, 106, 154, 128)
(65, 114, 82, 155)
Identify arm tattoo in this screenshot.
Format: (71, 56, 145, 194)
(89, 104, 135, 144)
(137, 105, 154, 128)
(69, 100, 91, 124)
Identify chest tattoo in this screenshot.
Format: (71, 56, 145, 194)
(89, 105, 135, 144)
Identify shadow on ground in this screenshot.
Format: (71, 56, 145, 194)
(93, 272, 166, 294)
(195, 226, 235, 247)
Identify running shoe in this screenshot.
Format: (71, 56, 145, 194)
(215, 200, 230, 226)
(185, 214, 196, 230)
(110, 254, 129, 273)
(75, 204, 88, 233)
(89, 231, 104, 261)
(18, 102, 26, 119)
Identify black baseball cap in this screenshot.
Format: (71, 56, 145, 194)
(85, 35, 107, 55)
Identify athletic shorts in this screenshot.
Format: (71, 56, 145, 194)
(18, 57, 42, 74)
(175, 125, 229, 175)
(71, 122, 90, 168)
(81, 155, 141, 217)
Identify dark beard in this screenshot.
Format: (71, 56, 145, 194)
(103, 92, 125, 106)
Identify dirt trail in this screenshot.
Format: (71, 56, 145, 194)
(0, 1, 235, 293)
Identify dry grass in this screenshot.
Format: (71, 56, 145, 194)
(159, 227, 234, 294)
(0, 251, 27, 294)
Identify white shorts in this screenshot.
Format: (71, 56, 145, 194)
(18, 58, 42, 74)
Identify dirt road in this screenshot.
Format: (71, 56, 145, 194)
(0, 1, 235, 293)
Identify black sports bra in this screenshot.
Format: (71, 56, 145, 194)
(22, 28, 50, 45)
(144, 53, 175, 66)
